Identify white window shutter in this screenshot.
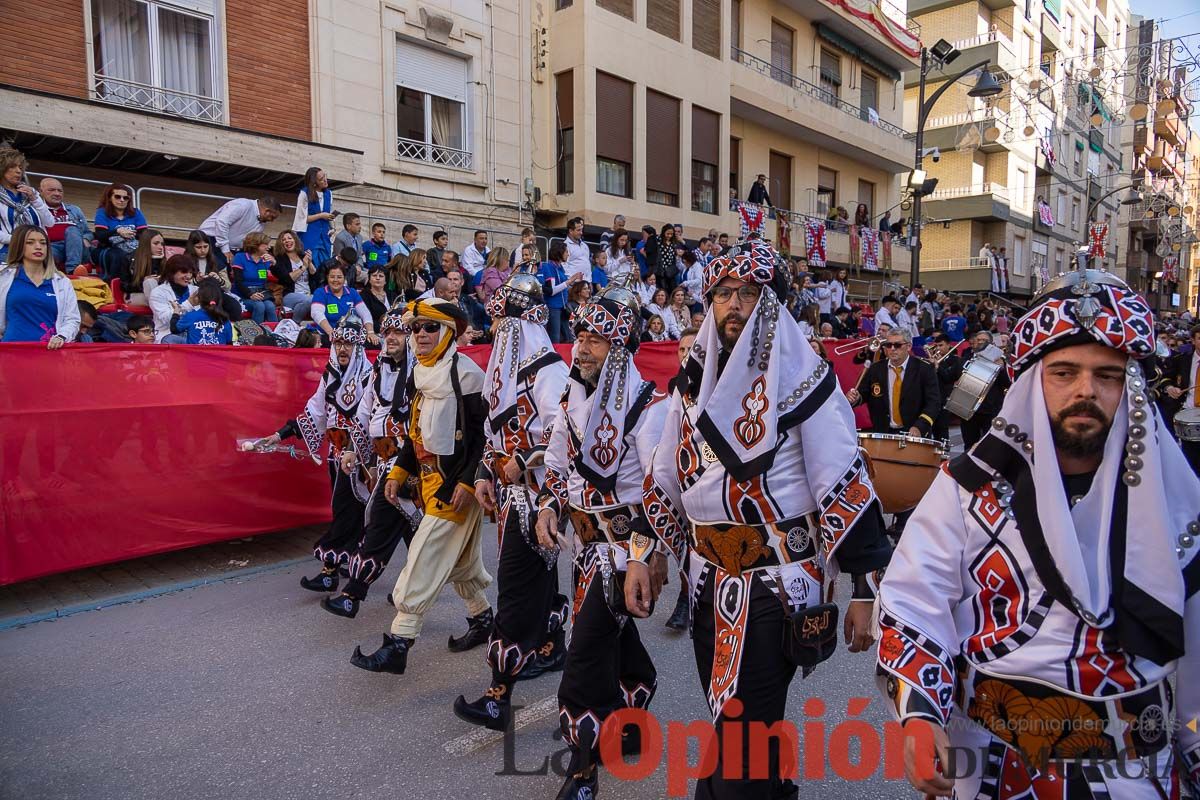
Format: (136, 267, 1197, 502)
(395, 37, 468, 103)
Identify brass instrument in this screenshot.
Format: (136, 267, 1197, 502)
(832, 335, 884, 356)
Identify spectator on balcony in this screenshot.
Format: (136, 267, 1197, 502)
(539, 241, 583, 344)
(309, 262, 375, 345)
(129, 229, 166, 302)
(293, 167, 336, 266)
(854, 203, 869, 230)
(0, 150, 54, 262)
(38, 178, 93, 272)
(392, 223, 419, 259)
(0, 224, 80, 347)
(645, 287, 679, 340)
(93, 183, 146, 281)
(510, 227, 536, 269)
(361, 266, 397, 337)
(747, 174, 770, 207)
(231, 232, 278, 324)
(461, 229, 489, 281)
(600, 214, 626, 249)
(878, 210, 892, 234)
(149, 255, 198, 343)
(426, 230, 448, 280)
(362, 223, 392, 271)
(333, 212, 366, 282)
(653, 223, 680, 290)
(198, 196, 282, 273)
(890, 217, 906, 238)
(175, 279, 233, 345)
(271, 230, 317, 321)
(478, 246, 512, 303)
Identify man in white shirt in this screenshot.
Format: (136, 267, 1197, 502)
(461, 230, 489, 278)
(896, 300, 920, 338)
(563, 216, 590, 280)
(874, 296, 900, 331)
(679, 251, 705, 305)
(199, 196, 282, 271)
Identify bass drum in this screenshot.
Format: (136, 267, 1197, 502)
(858, 433, 948, 514)
(1175, 408, 1200, 442)
(945, 357, 1003, 421)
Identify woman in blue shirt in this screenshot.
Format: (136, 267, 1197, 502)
(0, 225, 81, 347)
(539, 241, 583, 343)
(292, 167, 335, 265)
(231, 231, 278, 323)
(93, 183, 148, 281)
(308, 262, 376, 345)
(176, 280, 233, 345)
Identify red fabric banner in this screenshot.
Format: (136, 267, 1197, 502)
(0, 339, 870, 584)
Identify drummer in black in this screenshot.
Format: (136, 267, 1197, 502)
(1162, 324, 1200, 475)
(958, 330, 1011, 450)
(927, 332, 962, 443)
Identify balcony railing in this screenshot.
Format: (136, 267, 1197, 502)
(731, 47, 911, 140)
(396, 137, 473, 170)
(927, 183, 1010, 201)
(922, 256, 992, 271)
(93, 75, 223, 123)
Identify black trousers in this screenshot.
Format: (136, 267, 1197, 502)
(558, 544, 656, 770)
(931, 410, 952, 444)
(960, 409, 997, 451)
(488, 485, 567, 683)
(692, 570, 798, 800)
(344, 471, 417, 600)
(312, 461, 366, 567)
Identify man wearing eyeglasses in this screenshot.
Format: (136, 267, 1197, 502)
(847, 328, 941, 438)
(629, 241, 892, 799)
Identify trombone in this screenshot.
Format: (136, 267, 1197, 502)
(832, 335, 884, 356)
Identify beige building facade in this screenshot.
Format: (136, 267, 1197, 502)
(532, 0, 921, 274)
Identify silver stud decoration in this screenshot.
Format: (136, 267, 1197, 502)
(1022, 441, 1034, 454)
(992, 417, 1007, 430)
(1004, 424, 1020, 438)
(1126, 440, 1146, 456)
(1122, 472, 1141, 487)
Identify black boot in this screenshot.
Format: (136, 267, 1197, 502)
(518, 629, 566, 681)
(452, 683, 512, 731)
(554, 768, 598, 800)
(350, 634, 412, 673)
(321, 593, 359, 618)
(448, 608, 493, 653)
(300, 568, 338, 593)
(665, 589, 689, 630)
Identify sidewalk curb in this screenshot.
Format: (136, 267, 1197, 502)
(0, 557, 310, 632)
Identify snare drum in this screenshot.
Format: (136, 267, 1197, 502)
(1174, 408, 1200, 442)
(945, 357, 1003, 421)
(858, 433, 948, 513)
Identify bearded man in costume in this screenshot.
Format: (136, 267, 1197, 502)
(878, 270, 1200, 799)
(350, 298, 493, 674)
(534, 282, 668, 800)
(322, 301, 424, 618)
(452, 269, 571, 730)
(262, 316, 375, 595)
(629, 240, 891, 799)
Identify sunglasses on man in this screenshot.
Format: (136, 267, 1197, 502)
(411, 321, 444, 334)
(882, 342, 908, 350)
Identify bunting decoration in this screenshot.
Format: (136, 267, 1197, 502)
(861, 227, 879, 271)
(803, 219, 827, 268)
(1088, 221, 1108, 259)
(1163, 255, 1179, 283)
(737, 202, 766, 239)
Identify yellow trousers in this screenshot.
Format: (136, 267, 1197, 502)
(389, 501, 492, 638)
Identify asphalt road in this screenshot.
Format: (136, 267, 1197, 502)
(0, 524, 914, 800)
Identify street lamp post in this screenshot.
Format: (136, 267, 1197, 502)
(909, 40, 1002, 289)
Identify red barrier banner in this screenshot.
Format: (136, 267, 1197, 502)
(0, 339, 870, 585)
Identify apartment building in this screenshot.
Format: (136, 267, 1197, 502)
(905, 0, 1129, 298)
(0, 0, 531, 253)
(531, 0, 921, 273)
(1119, 17, 1193, 312)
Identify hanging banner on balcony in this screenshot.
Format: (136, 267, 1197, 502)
(776, 212, 791, 258)
(1038, 200, 1056, 227)
(737, 201, 766, 239)
(1163, 255, 1179, 282)
(1040, 128, 1057, 167)
(821, 0, 920, 58)
(861, 227, 879, 270)
(803, 219, 827, 267)
(1088, 221, 1109, 259)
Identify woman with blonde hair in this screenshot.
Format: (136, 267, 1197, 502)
(387, 248, 429, 300)
(271, 229, 316, 320)
(0, 224, 80, 347)
(478, 246, 512, 302)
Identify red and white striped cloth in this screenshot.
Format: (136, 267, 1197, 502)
(1088, 221, 1108, 259)
(860, 227, 878, 271)
(803, 219, 827, 267)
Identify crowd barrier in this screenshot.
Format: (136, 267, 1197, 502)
(0, 339, 876, 584)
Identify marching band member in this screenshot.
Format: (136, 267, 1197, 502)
(350, 298, 493, 675)
(846, 327, 941, 440)
(1163, 325, 1200, 475)
(261, 316, 374, 595)
(452, 270, 571, 731)
(533, 281, 667, 800)
(321, 301, 424, 618)
(878, 271, 1200, 799)
(960, 330, 1012, 450)
(630, 241, 891, 799)
(928, 332, 963, 442)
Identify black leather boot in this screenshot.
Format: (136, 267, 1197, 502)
(517, 629, 566, 681)
(447, 608, 493, 653)
(300, 568, 338, 593)
(350, 634, 413, 673)
(665, 588, 689, 630)
(452, 683, 512, 731)
(554, 768, 598, 800)
(321, 593, 359, 618)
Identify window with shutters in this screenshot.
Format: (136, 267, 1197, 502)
(647, 0, 680, 41)
(597, 0, 633, 20)
(646, 90, 680, 206)
(91, 0, 223, 122)
(691, 106, 719, 214)
(817, 166, 837, 217)
(770, 21, 793, 83)
(394, 38, 471, 169)
(556, 71, 574, 194)
(769, 151, 792, 212)
(692, 0, 720, 59)
(819, 48, 841, 103)
(596, 72, 633, 197)
(729, 137, 740, 199)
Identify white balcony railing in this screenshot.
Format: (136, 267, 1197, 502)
(922, 256, 993, 271)
(396, 137, 473, 170)
(93, 74, 223, 123)
(927, 183, 1010, 201)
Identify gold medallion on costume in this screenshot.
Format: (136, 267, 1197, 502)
(871, 383, 882, 398)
